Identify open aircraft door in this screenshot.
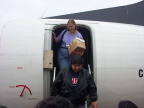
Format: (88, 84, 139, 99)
(0, 19, 46, 108)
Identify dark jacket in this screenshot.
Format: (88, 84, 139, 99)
(50, 67, 98, 105)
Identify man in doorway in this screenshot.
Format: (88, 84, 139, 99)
(51, 55, 98, 108)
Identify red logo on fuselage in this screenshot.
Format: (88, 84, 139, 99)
(16, 85, 32, 96)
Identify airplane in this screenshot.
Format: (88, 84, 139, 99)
(0, 1, 144, 108)
(0, 18, 144, 108)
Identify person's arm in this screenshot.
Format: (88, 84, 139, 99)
(87, 75, 98, 107)
(77, 31, 83, 39)
(50, 72, 62, 96)
(91, 101, 98, 108)
(53, 29, 67, 43)
(53, 32, 59, 43)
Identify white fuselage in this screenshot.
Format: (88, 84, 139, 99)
(0, 19, 144, 108)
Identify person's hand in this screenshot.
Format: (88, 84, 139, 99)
(91, 101, 97, 108)
(73, 50, 84, 56)
(53, 32, 58, 42)
(53, 32, 56, 39)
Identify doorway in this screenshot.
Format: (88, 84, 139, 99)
(52, 24, 93, 75)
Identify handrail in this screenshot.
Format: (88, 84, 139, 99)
(85, 101, 88, 108)
(88, 64, 91, 75)
(53, 67, 56, 82)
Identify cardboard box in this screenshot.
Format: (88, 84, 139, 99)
(68, 37, 86, 55)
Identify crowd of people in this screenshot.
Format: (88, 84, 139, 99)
(35, 97, 138, 108)
(0, 99, 138, 108)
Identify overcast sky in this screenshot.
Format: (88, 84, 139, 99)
(0, 0, 142, 35)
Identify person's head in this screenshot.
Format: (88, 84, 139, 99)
(0, 106, 7, 108)
(67, 19, 77, 31)
(118, 100, 138, 108)
(70, 55, 83, 73)
(36, 96, 73, 108)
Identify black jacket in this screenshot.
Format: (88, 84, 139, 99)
(50, 67, 98, 105)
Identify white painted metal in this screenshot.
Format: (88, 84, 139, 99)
(90, 22, 144, 108)
(0, 19, 45, 108)
(43, 25, 53, 99)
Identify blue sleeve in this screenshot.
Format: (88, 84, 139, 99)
(57, 29, 66, 41)
(77, 31, 83, 39)
(88, 75, 98, 101)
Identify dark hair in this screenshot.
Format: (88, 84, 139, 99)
(118, 100, 138, 108)
(67, 19, 77, 30)
(70, 55, 83, 65)
(36, 97, 73, 108)
(0, 106, 7, 108)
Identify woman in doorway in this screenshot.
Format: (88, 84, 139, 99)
(53, 19, 84, 70)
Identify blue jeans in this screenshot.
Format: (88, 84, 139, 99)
(58, 48, 71, 70)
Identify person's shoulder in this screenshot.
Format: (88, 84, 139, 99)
(62, 29, 67, 33)
(77, 31, 81, 35)
(60, 67, 70, 74)
(82, 68, 89, 74)
(82, 68, 87, 71)
(60, 29, 67, 35)
(76, 31, 83, 37)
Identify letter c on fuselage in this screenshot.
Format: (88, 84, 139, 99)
(139, 69, 143, 77)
